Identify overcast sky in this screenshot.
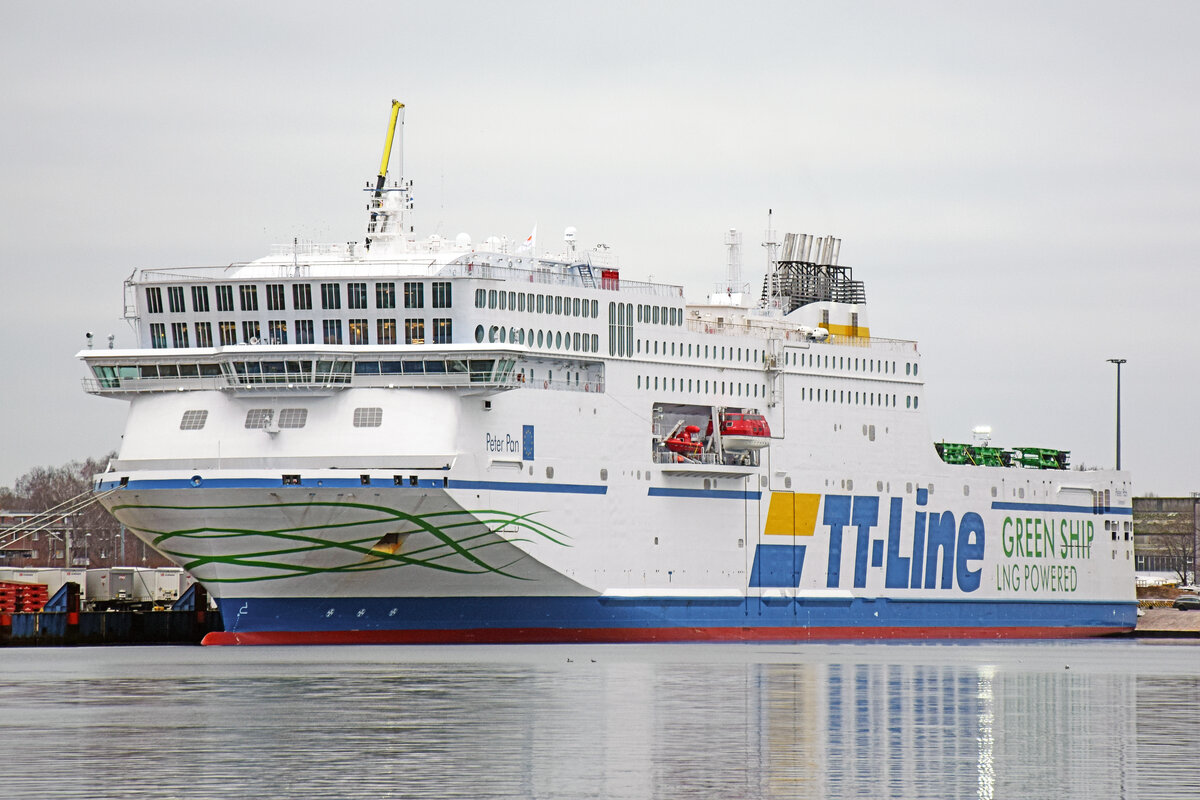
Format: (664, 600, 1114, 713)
(2, 2, 1198, 494)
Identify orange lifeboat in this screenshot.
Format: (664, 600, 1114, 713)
(713, 412, 771, 452)
(664, 425, 704, 457)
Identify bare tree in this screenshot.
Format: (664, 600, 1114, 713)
(2, 454, 171, 568)
(1153, 533, 1195, 585)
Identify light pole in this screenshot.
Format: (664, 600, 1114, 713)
(1107, 358, 1126, 470)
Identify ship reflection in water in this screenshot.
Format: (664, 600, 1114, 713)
(1, 642, 1196, 799)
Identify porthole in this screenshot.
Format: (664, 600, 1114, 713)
(546, 466, 555, 479)
(475, 325, 485, 343)
(278, 408, 307, 429)
(353, 407, 383, 427)
(179, 409, 208, 430)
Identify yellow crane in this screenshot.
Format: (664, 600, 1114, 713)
(374, 99, 404, 199)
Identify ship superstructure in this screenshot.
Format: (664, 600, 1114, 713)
(79, 103, 1137, 643)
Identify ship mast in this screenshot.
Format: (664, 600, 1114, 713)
(364, 99, 411, 252)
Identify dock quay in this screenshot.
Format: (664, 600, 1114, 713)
(0, 574, 222, 646)
(1, 608, 223, 646)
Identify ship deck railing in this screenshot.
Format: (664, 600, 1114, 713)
(684, 317, 917, 351)
(438, 261, 684, 298)
(81, 372, 602, 395)
(132, 256, 686, 300)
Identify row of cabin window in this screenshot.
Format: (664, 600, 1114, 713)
(637, 339, 767, 362)
(799, 386, 919, 409)
(475, 289, 600, 319)
(177, 407, 383, 431)
(784, 350, 919, 377)
(632, 375, 921, 410)
(630, 340, 921, 380)
(638, 375, 766, 399)
(636, 304, 683, 326)
(474, 324, 599, 353)
(146, 282, 451, 315)
(149, 319, 453, 348)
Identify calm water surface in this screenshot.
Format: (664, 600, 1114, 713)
(1, 640, 1198, 799)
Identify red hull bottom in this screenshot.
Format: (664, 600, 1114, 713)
(203, 625, 1131, 646)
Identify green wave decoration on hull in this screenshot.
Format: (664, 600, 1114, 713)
(110, 500, 568, 584)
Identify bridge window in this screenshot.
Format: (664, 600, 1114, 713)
(167, 286, 185, 313)
(349, 319, 369, 345)
(293, 283, 312, 310)
(432, 318, 452, 344)
(376, 282, 396, 309)
(146, 287, 164, 314)
(266, 284, 286, 311)
(216, 285, 234, 312)
(404, 282, 424, 309)
(295, 320, 314, 345)
(405, 318, 425, 344)
(195, 322, 213, 348)
(239, 285, 258, 312)
(321, 283, 341, 310)
(192, 286, 210, 313)
(377, 319, 397, 345)
(322, 319, 343, 345)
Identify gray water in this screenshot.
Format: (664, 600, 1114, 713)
(1, 641, 1198, 799)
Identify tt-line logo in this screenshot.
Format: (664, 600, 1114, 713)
(821, 489, 985, 592)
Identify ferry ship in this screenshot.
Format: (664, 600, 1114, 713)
(80, 102, 1137, 644)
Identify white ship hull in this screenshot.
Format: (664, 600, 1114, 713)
(81, 105, 1136, 643)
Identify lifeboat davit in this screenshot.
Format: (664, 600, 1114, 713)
(664, 425, 704, 457)
(713, 412, 771, 452)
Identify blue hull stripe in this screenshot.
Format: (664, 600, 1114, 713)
(649, 487, 763, 500)
(98, 477, 607, 495)
(991, 501, 1132, 516)
(216, 595, 1137, 634)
